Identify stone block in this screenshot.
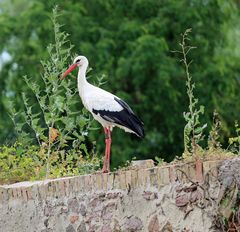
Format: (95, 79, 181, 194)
(72, 177, 80, 195)
(83, 175, 92, 193)
(176, 163, 190, 183)
(77, 175, 86, 193)
(79, 203, 87, 216)
(148, 215, 160, 232)
(187, 162, 196, 180)
(64, 179, 71, 196)
(112, 172, 120, 189)
(12, 187, 18, 199)
(106, 173, 114, 191)
(53, 180, 62, 198)
(46, 181, 55, 198)
(195, 159, 204, 183)
(125, 170, 132, 188)
(121, 216, 143, 231)
(169, 165, 177, 182)
(102, 173, 108, 191)
(67, 178, 75, 195)
(0, 187, 8, 204)
(21, 187, 28, 201)
(142, 191, 158, 200)
(69, 215, 79, 224)
(131, 159, 154, 169)
(7, 188, 14, 201)
(58, 179, 66, 197)
(68, 198, 80, 213)
(149, 167, 159, 186)
(77, 222, 87, 232)
(137, 169, 149, 188)
(203, 160, 221, 178)
(130, 169, 138, 188)
(95, 173, 103, 190)
(66, 224, 76, 232)
(158, 167, 170, 185)
(119, 171, 126, 189)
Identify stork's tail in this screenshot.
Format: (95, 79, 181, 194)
(127, 114, 144, 138)
(114, 97, 144, 138)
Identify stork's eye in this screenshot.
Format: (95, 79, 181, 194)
(76, 59, 81, 63)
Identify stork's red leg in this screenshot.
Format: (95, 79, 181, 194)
(106, 128, 112, 172)
(102, 127, 108, 173)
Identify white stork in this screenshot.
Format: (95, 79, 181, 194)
(61, 56, 144, 172)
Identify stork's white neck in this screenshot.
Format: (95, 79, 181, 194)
(77, 62, 88, 98)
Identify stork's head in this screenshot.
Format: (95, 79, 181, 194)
(73, 55, 88, 67)
(61, 55, 88, 80)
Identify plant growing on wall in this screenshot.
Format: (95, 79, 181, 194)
(175, 29, 207, 156)
(208, 110, 222, 150)
(9, 6, 100, 178)
(229, 121, 240, 155)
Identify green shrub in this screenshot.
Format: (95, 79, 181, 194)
(3, 6, 102, 182)
(0, 142, 101, 185)
(229, 121, 240, 155)
(0, 143, 41, 184)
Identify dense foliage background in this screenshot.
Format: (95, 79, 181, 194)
(0, 0, 240, 167)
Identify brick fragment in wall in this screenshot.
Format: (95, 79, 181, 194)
(121, 215, 143, 231)
(148, 215, 160, 232)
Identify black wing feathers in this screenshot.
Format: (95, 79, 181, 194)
(92, 97, 144, 138)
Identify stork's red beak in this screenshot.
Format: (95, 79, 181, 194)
(60, 63, 78, 80)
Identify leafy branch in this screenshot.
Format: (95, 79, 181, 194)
(208, 110, 222, 150)
(10, 6, 96, 178)
(175, 29, 207, 156)
(229, 121, 240, 155)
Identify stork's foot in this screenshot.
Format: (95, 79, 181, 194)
(102, 170, 108, 173)
(102, 162, 109, 173)
(102, 167, 109, 173)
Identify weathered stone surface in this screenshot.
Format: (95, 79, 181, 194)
(60, 206, 68, 214)
(79, 203, 87, 216)
(148, 215, 160, 232)
(44, 205, 54, 216)
(106, 191, 122, 199)
(0, 159, 229, 232)
(69, 215, 79, 224)
(66, 224, 75, 232)
(100, 224, 112, 232)
(175, 183, 204, 207)
(219, 158, 240, 188)
(122, 216, 143, 231)
(113, 219, 121, 232)
(44, 218, 49, 228)
(68, 198, 79, 213)
(77, 222, 87, 232)
(161, 221, 172, 232)
(131, 159, 154, 169)
(142, 191, 158, 200)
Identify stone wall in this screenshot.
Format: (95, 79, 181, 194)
(0, 159, 228, 232)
